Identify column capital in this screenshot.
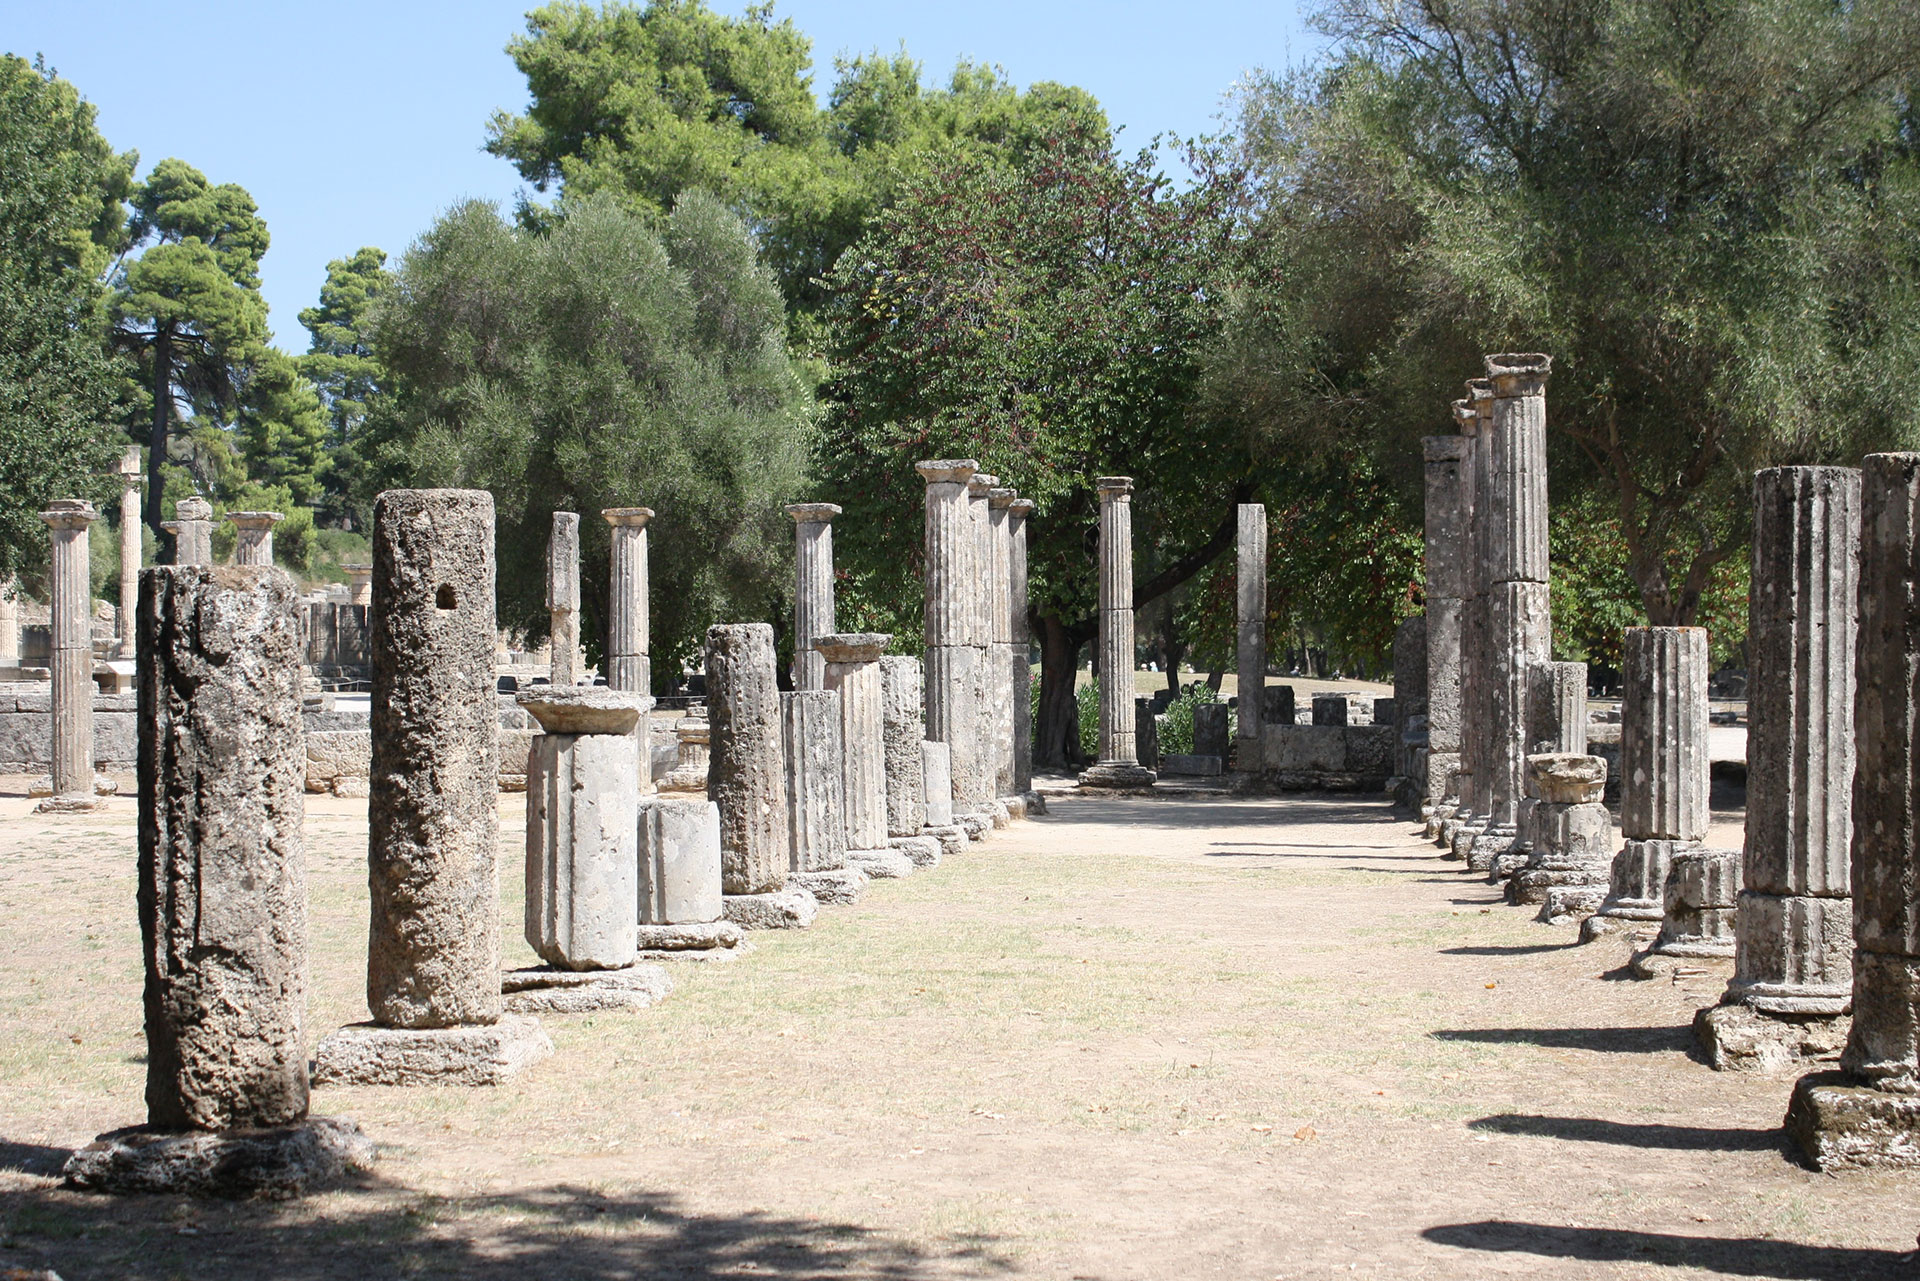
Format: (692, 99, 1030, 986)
(814, 632, 890, 664)
(915, 459, 977, 485)
(1426, 433, 1472, 461)
(988, 487, 1017, 509)
(786, 502, 842, 524)
(41, 499, 98, 530)
(1466, 378, 1494, 416)
(1450, 399, 1478, 433)
(967, 473, 998, 496)
(115, 446, 142, 487)
(1486, 352, 1552, 398)
(602, 506, 654, 527)
(515, 686, 650, 734)
(1096, 476, 1134, 497)
(1009, 497, 1036, 517)
(226, 510, 283, 531)
(175, 496, 213, 522)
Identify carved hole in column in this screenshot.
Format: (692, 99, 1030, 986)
(436, 584, 457, 611)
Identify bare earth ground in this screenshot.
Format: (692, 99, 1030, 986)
(0, 775, 1915, 1280)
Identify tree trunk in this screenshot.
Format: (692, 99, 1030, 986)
(146, 329, 173, 554)
(1161, 602, 1183, 692)
(1036, 612, 1090, 769)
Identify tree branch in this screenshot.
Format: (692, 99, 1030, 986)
(1135, 482, 1253, 608)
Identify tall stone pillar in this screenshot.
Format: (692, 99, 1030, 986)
(918, 460, 978, 819)
(116, 447, 141, 660)
(64, 562, 372, 1198)
(316, 489, 551, 1086)
(989, 489, 1018, 800)
(819, 634, 894, 861)
(603, 507, 653, 694)
(547, 511, 580, 688)
(961, 474, 999, 812)
(1009, 497, 1036, 796)
(1700, 467, 1858, 1069)
(227, 511, 282, 567)
(1581, 626, 1709, 941)
(879, 656, 943, 866)
(706, 623, 814, 930)
(169, 496, 214, 567)
(0, 575, 18, 664)
(782, 688, 862, 903)
(1423, 435, 1471, 833)
(38, 500, 103, 813)
(1079, 477, 1155, 789)
(1447, 392, 1489, 855)
(788, 503, 841, 692)
(1786, 453, 1920, 1168)
(1237, 503, 1267, 767)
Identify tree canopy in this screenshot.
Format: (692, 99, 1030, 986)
(298, 246, 391, 527)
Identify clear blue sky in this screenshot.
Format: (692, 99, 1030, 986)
(5, 1, 1324, 350)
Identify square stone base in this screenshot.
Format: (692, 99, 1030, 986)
(1537, 884, 1608, 926)
(789, 868, 869, 903)
(888, 835, 942, 867)
(635, 920, 742, 951)
(64, 1116, 374, 1199)
(312, 1015, 552, 1086)
(1786, 1073, 1920, 1170)
(723, 888, 819, 930)
(1076, 762, 1157, 790)
(923, 825, 966, 856)
(849, 847, 914, 879)
(502, 963, 671, 1014)
(1628, 945, 1734, 981)
(1694, 1002, 1849, 1073)
(956, 813, 992, 839)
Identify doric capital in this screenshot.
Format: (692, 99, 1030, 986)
(1009, 498, 1036, 517)
(1096, 476, 1134, 497)
(1425, 434, 1472, 462)
(988, 487, 1016, 509)
(1466, 378, 1494, 415)
(226, 510, 284, 531)
(915, 459, 978, 485)
(786, 502, 842, 524)
(515, 686, 651, 735)
(175, 496, 213, 522)
(602, 506, 655, 527)
(813, 632, 890, 664)
(41, 498, 98, 530)
(967, 473, 998, 496)
(116, 447, 142, 484)
(1450, 398, 1478, 432)
(1486, 353, 1552, 398)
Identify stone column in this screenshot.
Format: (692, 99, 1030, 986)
(636, 795, 737, 952)
(344, 564, 373, 607)
(1009, 497, 1036, 796)
(1446, 391, 1488, 855)
(788, 503, 841, 692)
(603, 507, 653, 694)
(227, 511, 282, 567)
(1237, 503, 1268, 767)
(1423, 435, 1471, 833)
(659, 715, 710, 792)
(922, 740, 955, 829)
(1080, 477, 1155, 788)
(316, 489, 550, 1087)
(116, 447, 141, 660)
(783, 688, 863, 901)
(819, 633, 895, 863)
(39, 500, 102, 813)
(1509, 754, 1614, 924)
(989, 488, 1017, 800)
(1787, 452, 1920, 1168)
(0, 575, 18, 663)
(1581, 626, 1709, 941)
(1391, 615, 1428, 802)
(1700, 466, 1858, 1070)
(706, 623, 795, 904)
(918, 460, 979, 817)
(1528, 661, 1589, 756)
(547, 511, 580, 688)
(961, 474, 999, 812)
(170, 496, 214, 567)
(881, 656, 927, 837)
(1632, 846, 1742, 977)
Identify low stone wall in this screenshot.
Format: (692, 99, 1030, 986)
(0, 684, 136, 771)
(1257, 721, 1395, 791)
(304, 695, 537, 797)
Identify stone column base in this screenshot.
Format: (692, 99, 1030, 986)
(1628, 941, 1735, 980)
(34, 793, 112, 814)
(723, 888, 819, 930)
(313, 1015, 552, 1086)
(1000, 794, 1029, 821)
(503, 964, 671, 1014)
(1505, 865, 1608, 907)
(1537, 884, 1608, 926)
(636, 920, 743, 952)
(1447, 820, 1484, 862)
(1076, 762, 1157, 789)
(848, 848, 914, 879)
(888, 835, 942, 867)
(922, 825, 967, 856)
(956, 813, 993, 839)
(1786, 1072, 1920, 1170)
(64, 1116, 373, 1198)
(1693, 1003, 1849, 1073)
(790, 868, 870, 903)
(1579, 906, 1661, 943)
(1465, 826, 1514, 872)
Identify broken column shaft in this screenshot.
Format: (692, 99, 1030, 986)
(603, 507, 653, 694)
(788, 503, 841, 692)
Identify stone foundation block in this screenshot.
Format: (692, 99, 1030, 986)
(1729, 892, 1854, 1013)
(1000, 795, 1027, 821)
(312, 1015, 552, 1086)
(1538, 884, 1608, 925)
(988, 800, 1011, 828)
(957, 813, 992, 839)
(889, 835, 942, 867)
(63, 1117, 374, 1199)
(790, 868, 868, 903)
(1694, 1003, 1849, 1073)
(850, 848, 914, 878)
(1786, 1072, 1920, 1170)
(924, 825, 966, 856)
(635, 921, 741, 951)
(723, 888, 819, 931)
(502, 964, 671, 1014)
(1076, 762, 1157, 789)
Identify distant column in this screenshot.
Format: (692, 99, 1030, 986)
(116, 448, 141, 659)
(1236, 503, 1267, 766)
(918, 460, 979, 820)
(227, 510, 282, 567)
(547, 512, 580, 688)
(788, 503, 841, 692)
(603, 507, 653, 694)
(1079, 477, 1155, 789)
(1009, 497, 1036, 795)
(1447, 391, 1489, 856)
(819, 632, 892, 859)
(960, 474, 998, 810)
(170, 497, 214, 567)
(989, 488, 1017, 798)
(39, 500, 102, 812)
(0, 575, 18, 664)
(344, 564, 374, 607)
(1422, 435, 1471, 833)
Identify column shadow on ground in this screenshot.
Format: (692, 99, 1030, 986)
(1434, 1025, 1693, 1052)
(1422, 1220, 1915, 1280)
(1465, 1113, 1782, 1151)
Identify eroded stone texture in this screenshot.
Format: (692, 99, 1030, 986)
(818, 633, 890, 850)
(922, 739, 955, 827)
(138, 565, 309, 1131)
(706, 623, 788, 895)
(40, 500, 98, 809)
(1237, 504, 1267, 755)
(547, 512, 581, 687)
(366, 489, 502, 1029)
(64, 1117, 373, 1199)
(1509, 754, 1611, 918)
(227, 511, 281, 567)
(170, 496, 214, 566)
(1633, 848, 1741, 975)
(1009, 497, 1036, 794)
(659, 716, 710, 792)
(603, 508, 653, 694)
(789, 503, 841, 691)
(1529, 661, 1588, 756)
(638, 797, 724, 925)
(782, 689, 847, 873)
(1423, 435, 1471, 826)
(881, 656, 927, 836)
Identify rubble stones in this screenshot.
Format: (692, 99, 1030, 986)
(63, 1117, 374, 1199)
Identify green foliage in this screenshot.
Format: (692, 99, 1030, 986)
(364, 189, 808, 685)
(298, 246, 390, 524)
(1075, 681, 1100, 760)
(0, 56, 132, 578)
(1158, 683, 1222, 756)
(237, 349, 328, 505)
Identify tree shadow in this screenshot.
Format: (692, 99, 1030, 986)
(1465, 1114, 1785, 1153)
(0, 1140, 72, 1176)
(1432, 1025, 1693, 1053)
(1422, 1220, 1914, 1280)
(0, 1163, 1013, 1280)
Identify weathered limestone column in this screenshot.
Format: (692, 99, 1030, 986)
(603, 507, 653, 694)
(782, 688, 864, 902)
(1237, 503, 1267, 767)
(315, 489, 550, 1086)
(547, 511, 581, 688)
(1700, 466, 1858, 1070)
(635, 794, 738, 953)
(1509, 754, 1614, 924)
(1009, 497, 1036, 797)
(1582, 627, 1709, 941)
(1447, 391, 1489, 856)
(39, 500, 103, 813)
(1787, 453, 1920, 1168)
(64, 563, 372, 1198)
(116, 447, 141, 660)
(1391, 615, 1428, 803)
(881, 657, 927, 837)
(961, 473, 999, 813)
(227, 511, 282, 567)
(344, 564, 373, 607)
(819, 633, 908, 878)
(0, 575, 18, 663)
(989, 488, 1018, 801)
(708, 623, 815, 930)
(1423, 435, 1471, 833)
(788, 503, 841, 691)
(658, 715, 710, 792)
(1080, 477, 1155, 789)
(170, 496, 214, 566)
(1632, 846, 1742, 978)
(919, 459, 978, 819)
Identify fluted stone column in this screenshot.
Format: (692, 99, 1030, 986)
(960, 474, 999, 812)
(636, 795, 737, 953)
(547, 512, 580, 688)
(789, 503, 841, 691)
(116, 448, 141, 659)
(989, 489, 1018, 799)
(1423, 436, 1470, 832)
(344, 564, 373, 607)
(1509, 753, 1614, 923)
(1009, 497, 1036, 796)
(227, 511, 282, 567)
(1080, 477, 1155, 789)
(1787, 453, 1920, 1168)
(1700, 466, 1858, 1070)
(169, 496, 214, 567)
(1237, 503, 1267, 767)
(603, 508, 653, 694)
(0, 575, 18, 663)
(39, 500, 102, 813)
(1582, 626, 1709, 941)
(818, 633, 894, 865)
(1632, 847, 1743, 977)
(315, 489, 550, 1087)
(783, 688, 864, 902)
(919, 460, 978, 818)
(881, 657, 926, 835)
(1448, 391, 1490, 856)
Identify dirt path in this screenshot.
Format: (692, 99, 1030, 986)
(0, 783, 1913, 1279)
